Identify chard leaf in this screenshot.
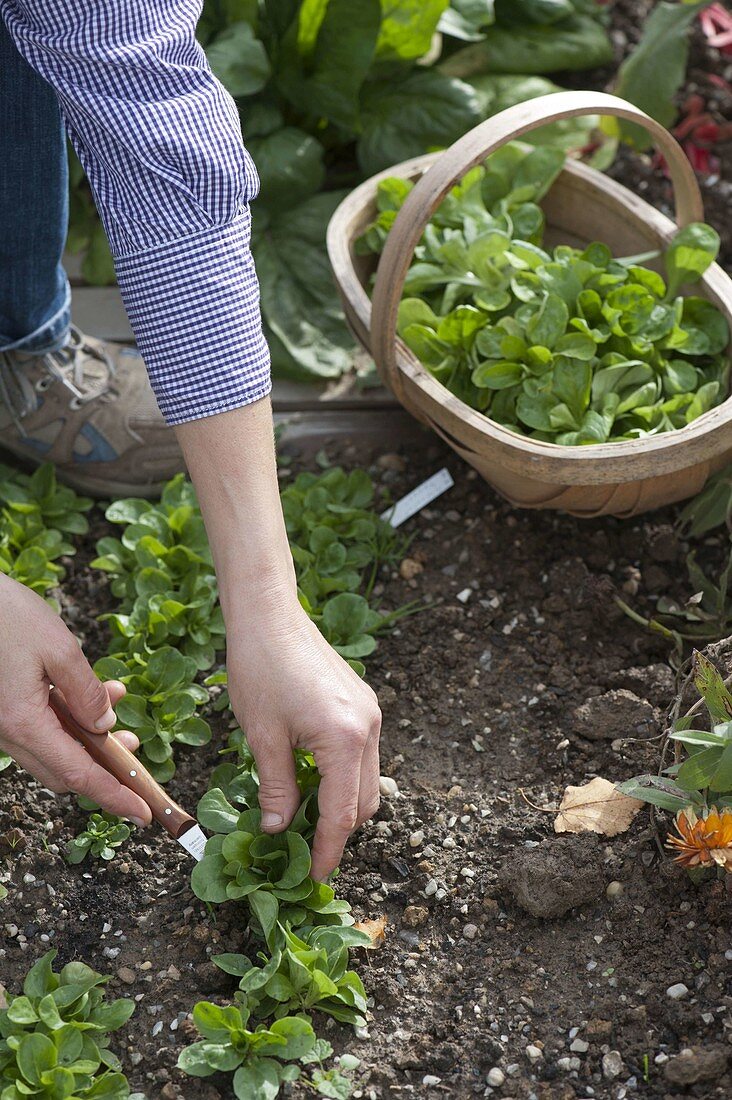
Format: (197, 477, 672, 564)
(358, 70, 481, 175)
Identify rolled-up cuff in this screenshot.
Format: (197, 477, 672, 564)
(114, 207, 271, 425)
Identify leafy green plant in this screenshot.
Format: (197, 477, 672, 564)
(610, 1, 713, 150)
(0, 464, 91, 607)
(0, 950, 135, 1099)
(619, 652, 732, 813)
(91, 477, 211, 604)
(65, 814, 131, 864)
(176, 1001, 319, 1100)
(215, 924, 369, 1026)
(358, 145, 730, 445)
(94, 648, 211, 781)
(191, 794, 352, 949)
(678, 462, 732, 537)
(439, 0, 612, 78)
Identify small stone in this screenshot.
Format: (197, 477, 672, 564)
(129, 1052, 143, 1067)
(666, 983, 689, 1001)
(379, 776, 399, 798)
(151, 1021, 163, 1036)
(557, 1057, 581, 1072)
(442, 836, 457, 849)
(424, 879, 438, 897)
(570, 1039, 589, 1053)
(422, 1076, 441, 1087)
(602, 1051, 624, 1080)
(606, 880, 624, 899)
(486, 1067, 505, 1087)
(409, 830, 425, 848)
(376, 453, 405, 472)
(22, 874, 35, 885)
(400, 557, 424, 581)
(525, 1045, 543, 1063)
(456, 588, 472, 603)
(462, 923, 478, 940)
(402, 906, 428, 928)
(116, 967, 136, 985)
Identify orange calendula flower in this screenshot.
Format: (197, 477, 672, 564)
(667, 808, 732, 871)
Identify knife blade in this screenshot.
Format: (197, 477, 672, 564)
(48, 686, 208, 861)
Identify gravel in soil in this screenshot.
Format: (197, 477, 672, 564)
(2, 436, 731, 1100)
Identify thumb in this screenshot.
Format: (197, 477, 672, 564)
(252, 733, 300, 833)
(45, 636, 115, 732)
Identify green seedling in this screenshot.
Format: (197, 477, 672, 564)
(66, 814, 131, 864)
(215, 923, 369, 1028)
(176, 1001, 318, 1100)
(0, 949, 134, 1099)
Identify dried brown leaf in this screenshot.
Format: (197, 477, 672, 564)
(554, 777, 643, 837)
(354, 915, 387, 948)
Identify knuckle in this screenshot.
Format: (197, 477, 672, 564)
(338, 722, 370, 750)
(60, 758, 95, 796)
(331, 809, 358, 833)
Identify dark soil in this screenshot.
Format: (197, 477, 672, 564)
(1, 435, 731, 1100)
(2, 3, 732, 1100)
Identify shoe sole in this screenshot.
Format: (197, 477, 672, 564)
(0, 440, 182, 500)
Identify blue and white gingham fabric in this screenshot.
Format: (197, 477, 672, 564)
(1, 0, 271, 424)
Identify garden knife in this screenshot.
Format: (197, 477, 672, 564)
(48, 687, 208, 861)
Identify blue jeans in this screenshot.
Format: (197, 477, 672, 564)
(0, 16, 70, 354)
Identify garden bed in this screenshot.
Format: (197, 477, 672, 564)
(1, 435, 730, 1100)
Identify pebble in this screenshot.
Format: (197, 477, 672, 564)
(462, 924, 478, 940)
(379, 776, 399, 798)
(557, 1057, 581, 1072)
(409, 830, 424, 848)
(151, 1021, 163, 1037)
(570, 1038, 589, 1053)
(486, 1067, 505, 1087)
(22, 874, 35, 885)
(442, 836, 456, 849)
(606, 880, 624, 899)
(666, 982, 689, 1000)
(116, 967, 136, 985)
(422, 1076, 441, 1087)
(525, 1045, 543, 1063)
(424, 879, 438, 897)
(602, 1051, 624, 1080)
(402, 906, 428, 928)
(456, 588, 472, 603)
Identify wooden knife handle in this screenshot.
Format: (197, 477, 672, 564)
(48, 687, 196, 840)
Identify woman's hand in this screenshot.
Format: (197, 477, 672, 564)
(0, 574, 152, 825)
(227, 594, 382, 881)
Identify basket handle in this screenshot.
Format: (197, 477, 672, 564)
(370, 90, 705, 397)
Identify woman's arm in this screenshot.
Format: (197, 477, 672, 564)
(175, 399, 382, 881)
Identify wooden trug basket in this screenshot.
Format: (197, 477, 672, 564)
(327, 91, 732, 517)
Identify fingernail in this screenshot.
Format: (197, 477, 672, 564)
(94, 707, 116, 731)
(261, 812, 283, 830)
(129, 817, 147, 828)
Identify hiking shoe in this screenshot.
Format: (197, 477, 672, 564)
(0, 328, 185, 498)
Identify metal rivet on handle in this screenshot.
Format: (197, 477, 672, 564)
(129, 770, 137, 777)
(165, 808, 172, 815)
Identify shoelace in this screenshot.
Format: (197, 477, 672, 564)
(0, 326, 116, 435)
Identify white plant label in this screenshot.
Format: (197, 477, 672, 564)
(381, 467, 455, 528)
